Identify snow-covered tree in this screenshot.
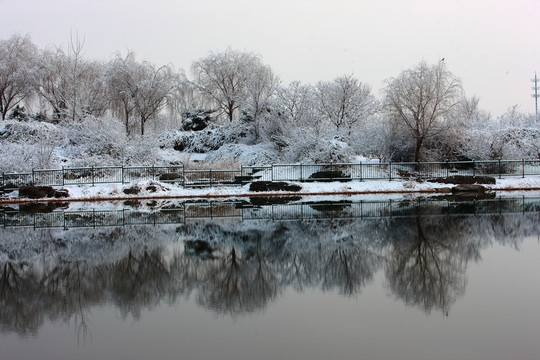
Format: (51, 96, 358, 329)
(243, 62, 279, 123)
(443, 95, 491, 160)
(34, 48, 69, 120)
(35, 42, 108, 122)
(455, 103, 540, 161)
(0, 34, 37, 120)
(167, 74, 209, 127)
(105, 52, 178, 136)
(454, 95, 491, 127)
(382, 60, 463, 162)
(275, 81, 315, 128)
(498, 104, 527, 126)
(132, 62, 177, 136)
(191, 48, 275, 122)
(315, 74, 378, 135)
(105, 51, 138, 135)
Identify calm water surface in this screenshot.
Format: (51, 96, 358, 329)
(1, 198, 540, 360)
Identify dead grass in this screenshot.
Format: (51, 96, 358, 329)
(184, 159, 240, 171)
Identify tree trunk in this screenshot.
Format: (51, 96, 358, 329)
(125, 114, 130, 136)
(414, 136, 424, 163)
(123, 102, 131, 136)
(227, 101, 235, 122)
(1, 99, 8, 120)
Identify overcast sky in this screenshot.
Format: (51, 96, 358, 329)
(1, 0, 539, 116)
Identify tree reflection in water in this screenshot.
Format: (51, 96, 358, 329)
(0, 210, 539, 338)
(385, 217, 468, 315)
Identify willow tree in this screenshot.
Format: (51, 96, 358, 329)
(382, 60, 462, 162)
(0, 34, 37, 120)
(191, 48, 277, 123)
(106, 52, 178, 136)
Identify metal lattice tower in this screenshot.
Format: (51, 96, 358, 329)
(532, 72, 539, 119)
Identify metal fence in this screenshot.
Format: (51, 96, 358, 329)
(243, 196, 540, 221)
(2, 197, 539, 229)
(2, 160, 540, 195)
(263, 160, 540, 182)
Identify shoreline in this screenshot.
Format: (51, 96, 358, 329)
(2, 181, 540, 206)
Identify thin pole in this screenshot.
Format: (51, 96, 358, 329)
(532, 72, 539, 120)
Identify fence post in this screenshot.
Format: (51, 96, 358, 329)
(32, 169, 35, 186)
(152, 165, 155, 181)
(498, 159, 502, 180)
(92, 166, 95, 186)
(62, 167, 65, 186)
(181, 164, 185, 186)
(271, 164, 274, 182)
(389, 161, 392, 181)
(209, 169, 212, 187)
(472, 161, 476, 177)
(522, 159, 525, 178)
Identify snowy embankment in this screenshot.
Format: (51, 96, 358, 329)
(2, 176, 540, 205)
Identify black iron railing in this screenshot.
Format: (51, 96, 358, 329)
(2, 197, 539, 229)
(1, 160, 540, 195)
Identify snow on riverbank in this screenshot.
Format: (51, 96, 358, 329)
(3, 176, 540, 206)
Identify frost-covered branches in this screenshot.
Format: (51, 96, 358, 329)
(35, 45, 108, 122)
(0, 34, 37, 120)
(243, 62, 279, 123)
(383, 60, 463, 162)
(1, 32, 538, 169)
(132, 63, 177, 136)
(191, 49, 277, 123)
(105, 52, 138, 135)
(105, 52, 179, 136)
(315, 74, 378, 133)
(275, 81, 314, 127)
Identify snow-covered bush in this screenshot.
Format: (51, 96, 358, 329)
(0, 118, 61, 144)
(8, 105, 29, 121)
(0, 142, 58, 172)
(162, 120, 257, 153)
(182, 109, 213, 131)
(205, 143, 278, 165)
(0, 119, 63, 172)
(348, 115, 390, 161)
(122, 135, 162, 165)
(475, 127, 539, 160)
(56, 116, 128, 167)
(281, 129, 355, 163)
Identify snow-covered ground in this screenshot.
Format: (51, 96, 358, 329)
(3, 176, 540, 208)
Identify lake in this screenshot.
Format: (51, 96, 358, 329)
(1, 196, 540, 360)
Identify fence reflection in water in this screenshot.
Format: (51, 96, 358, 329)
(2, 197, 539, 229)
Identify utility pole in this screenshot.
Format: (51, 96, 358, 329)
(532, 72, 539, 119)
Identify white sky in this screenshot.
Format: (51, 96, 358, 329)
(1, 0, 539, 116)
